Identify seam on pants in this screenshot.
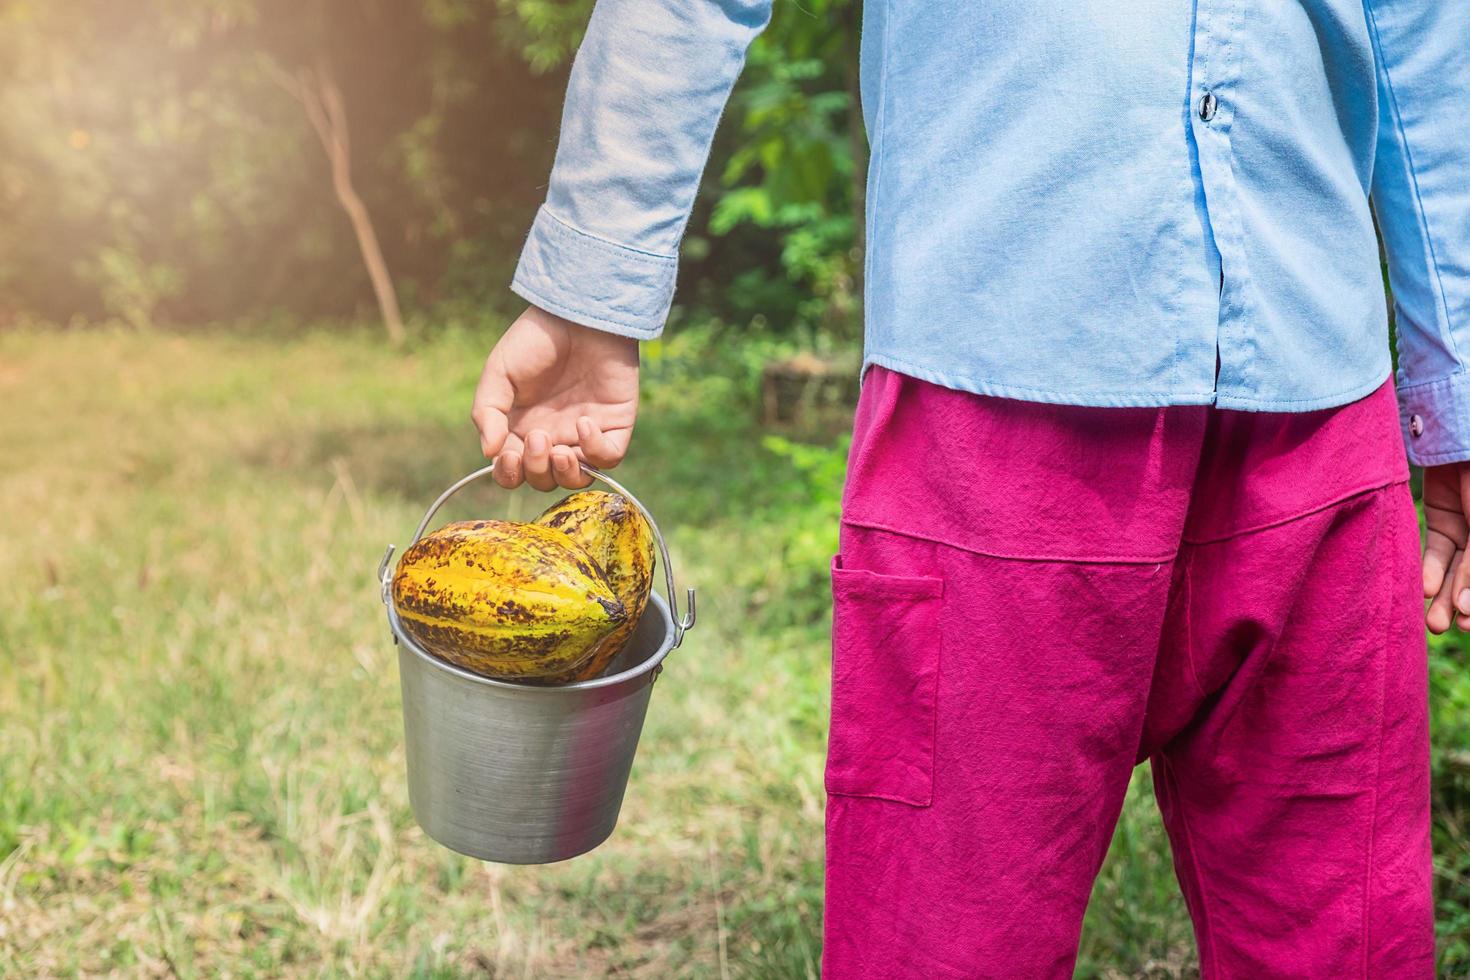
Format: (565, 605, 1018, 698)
(1181, 477, 1408, 547)
(839, 516, 1180, 566)
(1164, 757, 1219, 977)
(1361, 488, 1394, 976)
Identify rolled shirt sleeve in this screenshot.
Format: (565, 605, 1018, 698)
(511, 0, 775, 340)
(1366, 0, 1470, 465)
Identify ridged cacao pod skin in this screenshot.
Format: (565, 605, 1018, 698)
(392, 520, 627, 681)
(534, 491, 657, 682)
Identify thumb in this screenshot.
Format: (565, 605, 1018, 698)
(475, 409, 510, 459)
(471, 353, 514, 458)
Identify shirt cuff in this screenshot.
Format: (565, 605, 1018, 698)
(509, 205, 677, 340)
(1398, 372, 1470, 466)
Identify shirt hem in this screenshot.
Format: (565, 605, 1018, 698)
(1212, 364, 1392, 412)
(862, 351, 1218, 409)
(864, 351, 1392, 414)
(1405, 447, 1470, 467)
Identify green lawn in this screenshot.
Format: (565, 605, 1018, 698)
(1, 324, 1465, 977)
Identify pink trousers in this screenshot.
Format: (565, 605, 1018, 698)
(823, 367, 1433, 978)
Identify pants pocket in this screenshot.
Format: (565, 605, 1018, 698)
(826, 554, 944, 806)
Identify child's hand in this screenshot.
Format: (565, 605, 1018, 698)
(470, 305, 639, 492)
(1422, 462, 1470, 632)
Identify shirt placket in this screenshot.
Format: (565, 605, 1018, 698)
(1188, 0, 1256, 405)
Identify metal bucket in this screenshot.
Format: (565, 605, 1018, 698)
(377, 463, 696, 865)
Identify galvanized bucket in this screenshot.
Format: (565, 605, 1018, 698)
(377, 463, 696, 864)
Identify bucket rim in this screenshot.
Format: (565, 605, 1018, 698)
(387, 591, 677, 694)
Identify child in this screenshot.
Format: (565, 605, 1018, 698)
(471, 1, 1467, 974)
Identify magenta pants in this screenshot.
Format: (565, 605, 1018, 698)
(823, 367, 1433, 978)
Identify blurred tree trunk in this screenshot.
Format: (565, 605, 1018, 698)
(272, 60, 406, 346)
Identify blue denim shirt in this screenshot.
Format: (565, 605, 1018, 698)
(511, 0, 1470, 466)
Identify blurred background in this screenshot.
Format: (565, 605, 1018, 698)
(0, 1, 1465, 976)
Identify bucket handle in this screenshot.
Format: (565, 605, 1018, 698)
(378, 461, 696, 649)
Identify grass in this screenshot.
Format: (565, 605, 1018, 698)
(0, 322, 1465, 977)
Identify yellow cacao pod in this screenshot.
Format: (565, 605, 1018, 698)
(391, 519, 626, 681)
(535, 491, 657, 682)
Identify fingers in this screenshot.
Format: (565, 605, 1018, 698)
(522, 432, 596, 491)
(576, 416, 631, 469)
(1423, 528, 1457, 598)
(1427, 547, 1463, 634)
(487, 425, 614, 492)
(493, 433, 525, 489)
(552, 447, 593, 490)
(1452, 543, 1470, 632)
(521, 430, 558, 492)
(1453, 464, 1470, 626)
(490, 434, 590, 490)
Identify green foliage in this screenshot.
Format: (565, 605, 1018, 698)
(711, 0, 863, 337)
(495, 0, 865, 338)
(87, 245, 185, 329)
(492, 0, 595, 73)
(1430, 630, 1470, 975)
(755, 432, 849, 618)
(0, 0, 562, 326)
(0, 0, 862, 336)
(1, 1, 309, 321)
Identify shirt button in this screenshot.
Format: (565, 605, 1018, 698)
(1410, 414, 1424, 437)
(1198, 91, 1219, 122)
